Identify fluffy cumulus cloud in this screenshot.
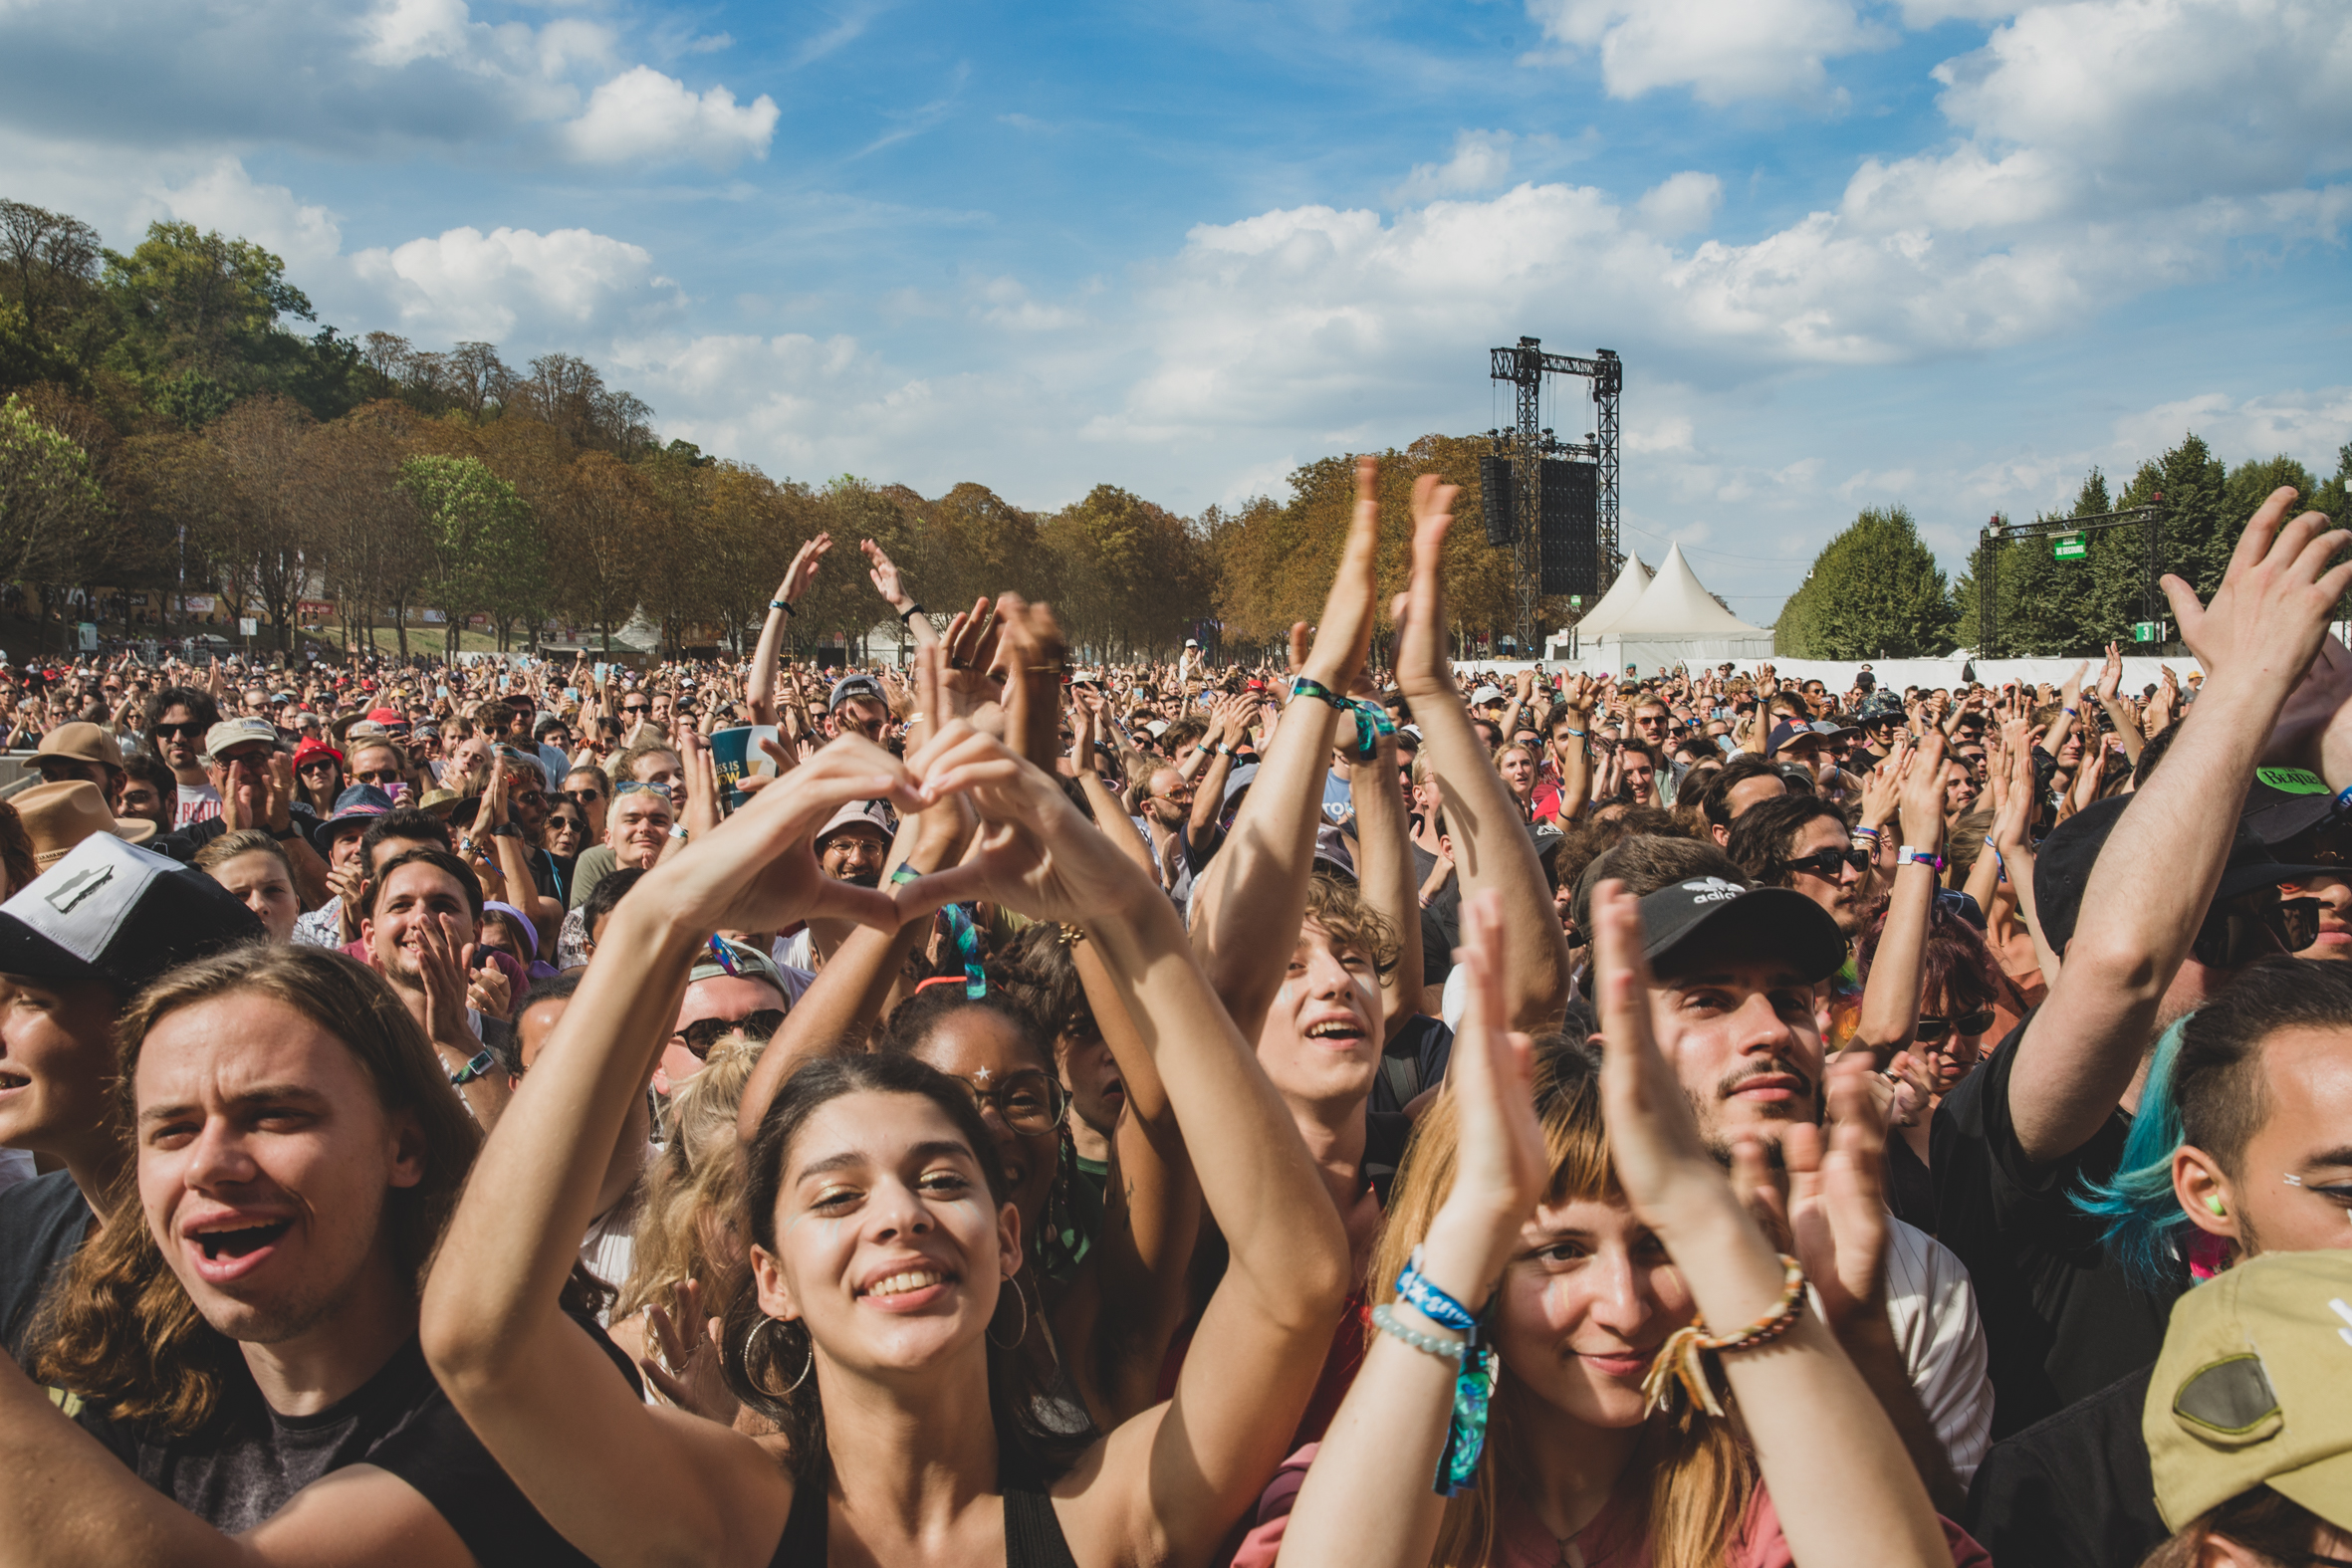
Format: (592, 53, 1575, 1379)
(1387, 130, 1520, 204)
(1529, 0, 1893, 104)
(351, 225, 681, 341)
(562, 65, 779, 166)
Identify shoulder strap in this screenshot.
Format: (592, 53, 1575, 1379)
(1379, 1051, 1420, 1109)
(1003, 1482, 1080, 1568)
(770, 1479, 824, 1568)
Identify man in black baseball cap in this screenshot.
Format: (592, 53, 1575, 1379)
(827, 673, 891, 744)
(0, 833, 265, 1362)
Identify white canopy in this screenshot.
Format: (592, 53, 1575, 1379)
(1700, 656, 1974, 693)
(1604, 546, 1772, 637)
(1569, 555, 1653, 637)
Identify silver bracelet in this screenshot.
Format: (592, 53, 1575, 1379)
(1371, 1302, 1467, 1363)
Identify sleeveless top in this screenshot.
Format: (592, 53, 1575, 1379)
(766, 1451, 1079, 1568)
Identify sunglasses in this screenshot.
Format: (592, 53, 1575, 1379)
(566, 787, 603, 804)
(945, 1068, 1067, 1137)
(673, 1008, 786, 1059)
(622, 703, 651, 715)
(547, 814, 588, 834)
(615, 781, 672, 799)
(1781, 847, 1870, 879)
(153, 721, 205, 740)
(2192, 892, 2320, 968)
(1915, 1009, 1996, 1043)
(512, 788, 547, 806)
(353, 767, 402, 784)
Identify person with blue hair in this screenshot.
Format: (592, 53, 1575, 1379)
(1966, 957, 2352, 1568)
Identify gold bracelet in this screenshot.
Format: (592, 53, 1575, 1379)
(1640, 1252, 1807, 1417)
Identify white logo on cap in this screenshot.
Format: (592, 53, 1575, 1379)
(1679, 876, 1744, 905)
(2331, 1296, 2352, 1349)
(43, 863, 115, 915)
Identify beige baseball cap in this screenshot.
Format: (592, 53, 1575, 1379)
(2145, 1250, 2352, 1533)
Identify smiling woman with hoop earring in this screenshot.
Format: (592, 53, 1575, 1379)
(420, 727, 1350, 1568)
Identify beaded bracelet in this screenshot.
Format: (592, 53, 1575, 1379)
(1370, 1302, 1467, 1362)
(1640, 1253, 1807, 1418)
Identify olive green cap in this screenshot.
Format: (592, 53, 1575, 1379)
(2144, 1251, 2352, 1532)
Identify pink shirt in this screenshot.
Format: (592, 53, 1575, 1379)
(1230, 1443, 1991, 1568)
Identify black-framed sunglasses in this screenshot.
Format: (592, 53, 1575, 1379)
(1781, 847, 1870, 879)
(565, 787, 604, 804)
(674, 1008, 786, 1058)
(353, 767, 402, 785)
(1915, 1009, 1996, 1043)
(622, 703, 651, 716)
(2192, 891, 2320, 968)
(945, 1068, 1067, 1137)
(546, 812, 589, 835)
(152, 721, 205, 740)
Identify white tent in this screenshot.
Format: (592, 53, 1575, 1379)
(1700, 656, 1973, 693)
(1575, 545, 1777, 673)
(1569, 555, 1652, 637)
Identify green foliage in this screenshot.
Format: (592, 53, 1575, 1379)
(0, 393, 109, 584)
(398, 454, 542, 649)
(156, 368, 234, 430)
(1775, 505, 1956, 658)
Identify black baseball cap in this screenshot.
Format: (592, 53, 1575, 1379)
(1634, 875, 1846, 985)
(2243, 766, 2337, 846)
(2033, 793, 2338, 954)
(0, 833, 264, 995)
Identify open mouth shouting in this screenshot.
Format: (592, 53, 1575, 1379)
(183, 1214, 295, 1284)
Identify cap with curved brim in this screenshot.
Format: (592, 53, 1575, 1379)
(0, 833, 263, 992)
(1636, 879, 1847, 986)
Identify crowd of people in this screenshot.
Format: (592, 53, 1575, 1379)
(0, 466, 2348, 1566)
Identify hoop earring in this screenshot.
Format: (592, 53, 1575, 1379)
(748, 1315, 814, 1397)
(987, 1272, 1031, 1350)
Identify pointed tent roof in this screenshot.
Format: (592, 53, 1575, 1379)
(1570, 554, 1653, 636)
(1602, 544, 1769, 636)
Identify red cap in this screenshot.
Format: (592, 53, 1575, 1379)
(366, 707, 400, 723)
(291, 740, 346, 772)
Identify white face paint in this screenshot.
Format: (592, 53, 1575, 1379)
(1279, 982, 1295, 1006)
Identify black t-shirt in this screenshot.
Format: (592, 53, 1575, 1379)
(77, 1324, 640, 1559)
(1965, 1365, 2164, 1568)
(0, 1169, 96, 1364)
(1367, 1014, 1455, 1117)
(1930, 1016, 2181, 1438)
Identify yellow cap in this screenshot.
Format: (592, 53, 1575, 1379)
(2145, 1251, 2352, 1532)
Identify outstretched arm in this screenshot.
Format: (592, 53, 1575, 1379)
(1348, 717, 1424, 1038)
(1852, 732, 1947, 1058)
(1391, 473, 1572, 1031)
(2009, 490, 2352, 1164)
(746, 534, 830, 727)
(902, 725, 1349, 1568)
(1185, 459, 1376, 1041)
(861, 539, 939, 649)
(422, 740, 921, 1568)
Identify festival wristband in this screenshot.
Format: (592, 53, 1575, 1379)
(893, 866, 987, 1000)
(1897, 846, 1946, 871)
(450, 1046, 496, 1088)
(770, 599, 796, 616)
(1394, 1248, 1496, 1496)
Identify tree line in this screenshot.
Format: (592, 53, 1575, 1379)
(1775, 437, 2352, 660)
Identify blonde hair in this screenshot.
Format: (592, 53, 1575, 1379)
(614, 1034, 766, 1328)
(1369, 1040, 1752, 1568)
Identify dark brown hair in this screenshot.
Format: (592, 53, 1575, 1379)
(2137, 1484, 2330, 1568)
(721, 1051, 1092, 1484)
(35, 947, 481, 1435)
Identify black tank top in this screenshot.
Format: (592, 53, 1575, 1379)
(766, 1454, 1079, 1568)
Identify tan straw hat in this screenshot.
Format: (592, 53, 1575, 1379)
(13, 781, 157, 864)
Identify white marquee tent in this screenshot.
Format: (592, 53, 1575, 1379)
(1555, 545, 1776, 673)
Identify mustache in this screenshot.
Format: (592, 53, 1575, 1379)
(1713, 1058, 1818, 1106)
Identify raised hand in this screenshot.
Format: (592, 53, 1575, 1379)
(778, 533, 832, 605)
(2095, 642, 2123, 704)
(936, 596, 1009, 734)
(860, 538, 910, 606)
(1896, 728, 1948, 847)
(1391, 472, 1463, 697)
(901, 721, 1158, 927)
(987, 593, 1068, 776)
(2170, 487, 2352, 696)
(1297, 456, 1385, 696)
(1776, 1053, 1891, 1333)
(1433, 891, 1547, 1255)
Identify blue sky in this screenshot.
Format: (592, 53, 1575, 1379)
(4, 0, 2347, 622)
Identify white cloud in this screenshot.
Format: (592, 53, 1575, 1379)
(1633, 171, 1722, 237)
(1387, 129, 1518, 204)
(351, 224, 680, 340)
(1529, 0, 1893, 104)
(2109, 387, 2352, 474)
(562, 66, 779, 166)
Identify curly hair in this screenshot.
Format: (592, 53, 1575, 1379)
(35, 947, 480, 1436)
(614, 1034, 765, 1331)
(1305, 871, 1400, 975)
